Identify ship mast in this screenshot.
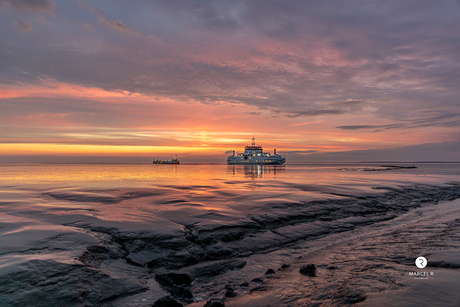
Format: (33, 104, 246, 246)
(251, 136, 255, 146)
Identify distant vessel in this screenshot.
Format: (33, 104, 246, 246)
(153, 156, 180, 164)
(227, 137, 285, 165)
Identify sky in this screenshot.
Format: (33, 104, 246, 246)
(1, 0, 460, 162)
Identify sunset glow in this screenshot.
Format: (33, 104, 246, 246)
(1, 1, 460, 162)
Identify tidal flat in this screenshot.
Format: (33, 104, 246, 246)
(1, 163, 459, 306)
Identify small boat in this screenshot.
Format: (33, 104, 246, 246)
(153, 155, 180, 164)
(227, 137, 285, 165)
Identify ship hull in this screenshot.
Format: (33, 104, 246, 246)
(227, 160, 284, 165)
(227, 156, 285, 165)
(153, 161, 180, 164)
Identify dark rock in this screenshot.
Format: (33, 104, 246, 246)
(207, 245, 232, 259)
(240, 282, 249, 287)
(152, 296, 183, 307)
(326, 265, 338, 270)
(225, 289, 237, 298)
(125, 256, 146, 267)
(79, 245, 122, 268)
(176, 259, 246, 279)
(87, 245, 110, 253)
(265, 269, 275, 275)
(154, 273, 193, 301)
(427, 261, 460, 269)
(224, 284, 233, 290)
(155, 273, 193, 287)
(251, 278, 263, 283)
(220, 229, 246, 242)
(147, 258, 163, 269)
(281, 264, 290, 269)
(204, 298, 225, 307)
(250, 286, 267, 293)
(168, 286, 193, 301)
(183, 254, 200, 266)
(300, 264, 316, 277)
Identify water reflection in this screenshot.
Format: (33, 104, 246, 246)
(1, 163, 458, 190)
(227, 164, 286, 179)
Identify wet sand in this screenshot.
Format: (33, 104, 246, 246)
(0, 163, 459, 306)
(219, 199, 460, 307)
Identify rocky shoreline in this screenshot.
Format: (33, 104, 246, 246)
(1, 182, 459, 306)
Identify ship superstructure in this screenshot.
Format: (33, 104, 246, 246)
(153, 156, 180, 164)
(227, 137, 285, 165)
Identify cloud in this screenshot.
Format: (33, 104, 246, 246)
(3, 0, 460, 122)
(286, 109, 344, 118)
(301, 139, 460, 162)
(290, 120, 324, 127)
(1, 0, 460, 157)
(87, 4, 140, 36)
(0, 0, 55, 13)
(14, 19, 33, 31)
(284, 150, 318, 154)
(336, 124, 402, 131)
(336, 113, 460, 132)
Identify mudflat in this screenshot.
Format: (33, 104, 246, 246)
(0, 163, 459, 306)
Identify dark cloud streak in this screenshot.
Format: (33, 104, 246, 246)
(286, 109, 344, 118)
(14, 19, 33, 31)
(0, 0, 55, 13)
(336, 113, 460, 132)
(80, 1, 141, 36)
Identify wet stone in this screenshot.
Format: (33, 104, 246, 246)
(154, 273, 193, 287)
(204, 298, 225, 307)
(265, 269, 276, 275)
(300, 264, 316, 277)
(177, 259, 246, 279)
(87, 245, 110, 253)
(225, 289, 237, 298)
(168, 286, 193, 301)
(281, 264, 290, 269)
(250, 286, 268, 293)
(206, 245, 232, 259)
(79, 245, 122, 268)
(152, 296, 183, 307)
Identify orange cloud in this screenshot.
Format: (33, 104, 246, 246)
(0, 143, 220, 156)
(0, 80, 137, 100)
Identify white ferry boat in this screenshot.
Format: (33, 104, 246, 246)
(227, 137, 285, 165)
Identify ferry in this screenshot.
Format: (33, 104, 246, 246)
(153, 156, 180, 164)
(227, 137, 285, 165)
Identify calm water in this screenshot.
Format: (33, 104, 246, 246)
(2, 162, 460, 188)
(1, 163, 460, 306)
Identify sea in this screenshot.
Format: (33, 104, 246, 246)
(1, 163, 459, 306)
